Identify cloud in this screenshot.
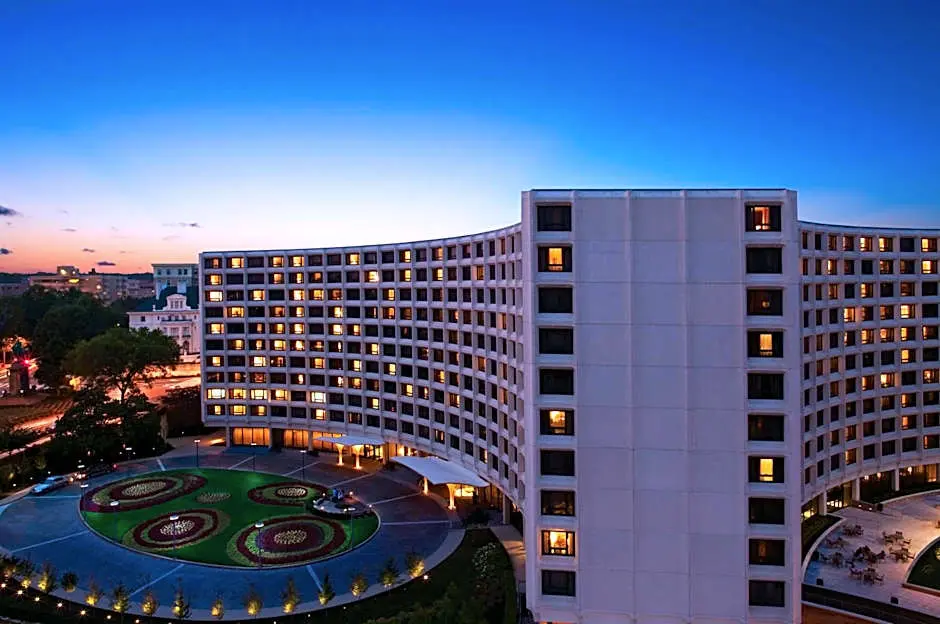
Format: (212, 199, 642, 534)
(0, 206, 21, 217)
(161, 235, 181, 241)
(62, 227, 78, 232)
(81, 247, 95, 253)
(163, 222, 201, 228)
(58, 209, 69, 215)
(110, 226, 120, 232)
(5, 222, 11, 227)
(119, 250, 129, 254)
(96, 260, 116, 266)
(0, 248, 11, 255)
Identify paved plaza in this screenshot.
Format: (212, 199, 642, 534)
(0, 441, 463, 619)
(805, 491, 940, 616)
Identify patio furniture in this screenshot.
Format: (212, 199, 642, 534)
(849, 567, 864, 580)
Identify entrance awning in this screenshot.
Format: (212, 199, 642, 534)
(311, 434, 384, 447)
(392, 455, 488, 487)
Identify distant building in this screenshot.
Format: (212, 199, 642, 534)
(129, 287, 200, 356)
(0, 282, 27, 297)
(126, 277, 155, 299)
(29, 266, 104, 298)
(153, 263, 199, 298)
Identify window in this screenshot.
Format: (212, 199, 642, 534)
(540, 409, 574, 435)
(748, 456, 784, 483)
(746, 205, 781, 232)
(541, 530, 575, 556)
(540, 450, 575, 476)
(539, 369, 574, 395)
(538, 287, 573, 314)
(748, 373, 784, 400)
(747, 331, 783, 358)
(749, 539, 786, 566)
(538, 246, 572, 272)
(749, 580, 785, 607)
(541, 570, 576, 597)
(923, 260, 937, 275)
(540, 490, 575, 516)
(746, 248, 783, 274)
(539, 328, 574, 354)
(749, 498, 785, 524)
(748, 414, 784, 442)
(747, 290, 783, 316)
(537, 204, 572, 232)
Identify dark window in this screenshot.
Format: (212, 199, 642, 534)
(540, 490, 575, 516)
(541, 570, 576, 598)
(746, 248, 783, 274)
(749, 498, 785, 524)
(748, 456, 785, 483)
(749, 580, 785, 607)
(925, 282, 939, 297)
(536, 204, 572, 232)
(540, 369, 574, 395)
(745, 205, 781, 232)
(748, 373, 784, 400)
(540, 409, 574, 435)
(747, 331, 783, 358)
(747, 290, 783, 316)
(900, 237, 915, 252)
(538, 246, 572, 272)
(538, 287, 573, 314)
(540, 450, 575, 476)
(539, 328, 574, 354)
(748, 414, 785, 442)
(749, 539, 786, 566)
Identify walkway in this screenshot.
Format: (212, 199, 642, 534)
(0, 441, 464, 620)
(491, 523, 526, 592)
(805, 491, 940, 617)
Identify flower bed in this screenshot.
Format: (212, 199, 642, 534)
(226, 515, 347, 566)
(247, 482, 322, 506)
(83, 474, 207, 512)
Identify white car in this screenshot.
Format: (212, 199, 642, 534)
(32, 475, 69, 495)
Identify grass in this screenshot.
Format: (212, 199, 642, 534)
(81, 468, 379, 567)
(907, 537, 940, 593)
(802, 513, 841, 558)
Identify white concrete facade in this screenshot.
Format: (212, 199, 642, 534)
(199, 189, 940, 624)
(154, 262, 199, 298)
(130, 293, 201, 355)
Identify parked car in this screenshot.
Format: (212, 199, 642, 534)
(32, 475, 70, 495)
(72, 463, 117, 481)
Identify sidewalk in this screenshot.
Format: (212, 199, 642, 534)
(491, 523, 526, 589)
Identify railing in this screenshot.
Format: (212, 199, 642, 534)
(803, 584, 940, 624)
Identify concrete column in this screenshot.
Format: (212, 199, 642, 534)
(354, 446, 362, 470)
(224, 425, 231, 448)
(852, 478, 860, 501)
(446, 484, 457, 510)
(502, 494, 512, 524)
(267, 427, 275, 449)
(892, 469, 900, 491)
(423, 477, 429, 495)
(820, 490, 828, 516)
(337, 444, 345, 466)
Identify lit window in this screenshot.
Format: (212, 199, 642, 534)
(402, 269, 412, 282)
(270, 256, 284, 268)
(208, 291, 223, 302)
(206, 389, 225, 399)
(250, 389, 267, 400)
(272, 323, 285, 334)
(369, 344, 379, 355)
(751, 206, 772, 231)
(311, 392, 326, 403)
(348, 253, 360, 265)
(330, 324, 343, 336)
(229, 257, 244, 268)
(901, 304, 914, 319)
(433, 268, 443, 281)
(541, 530, 575, 556)
(370, 398, 380, 410)
(292, 306, 304, 317)
(843, 308, 856, 323)
(313, 408, 326, 420)
(547, 247, 564, 272)
(270, 273, 284, 284)
(386, 363, 397, 375)
(925, 369, 938, 384)
(250, 290, 265, 301)
(209, 405, 223, 416)
(367, 271, 379, 283)
(313, 358, 325, 369)
(289, 256, 303, 267)
(231, 405, 246, 415)
(859, 237, 873, 252)
(272, 340, 287, 350)
(208, 323, 224, 335)
(290, 323, 304, 334)
(384, 288, 396, 301)
(251, 356, 267, 367)
(209, 356, 223, 366)
(208, 274, 222, 285)
(880, 373, 894, 388)
(351, 360, 362, 372)
(350, 324, 361, 336)
(401, 250, 412, 262)
(292, 340, 304, 350)
(922, 238, 937, 252)
(227, 306, 244, 318)
(230, 388, 246, 399)
(311, 289, 324, 301)
(404, 384, 413, 397)
(291, 290, 305, 301)
(901, 349, 913, 363)
(923, 260, 937, 274)
(901, 327, 912, 341)
(759, 458, 774, 482)
(758, 333, 774, 356)
(861, 329, 874, 344)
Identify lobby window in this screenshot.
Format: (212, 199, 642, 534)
(748, 414, 785, 442)
(748, 497, 785, 524)
(748, 456, 785, 483)
(749, 539, 786, 566)
(745, 205, 780, 232)
(748, 373, 784, 400)
(538, 246, 572, 273)
(538, 287, 573, 314)
(539, 328, 574, 354)
(536, 204, 572, 232)
(745, 247, 783, 274)
(541, 530, 575, 556)
(749, 580, 785, 607)
(540, 450, 575, 476)
(747, 331, 783, 358)
(540, 369, 574, 395)
(747, 289, 783, 316)
(540, 409, 574, 436)
(541, 570, 576, 597)
(540, 490, 575, 516)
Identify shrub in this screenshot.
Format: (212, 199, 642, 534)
(244, 585, 263, 616)
(379, 557, 400, 588)
(111, 582, 130, 613)
(61, 571, 78, 593)
(37, 561, 57, 593)
(210, 594, 224, 619)
(85, 579, 102, 606)
(318, 573, 335, 605)
(405, 550, 425, 578)
(141, 589, 159, 615)
(172, 583, 191, 620)
(1, 556, 18, 578)
(16, 558, 35, 589)
(281, 576, 300, 613)
(350, 572, 369, 597)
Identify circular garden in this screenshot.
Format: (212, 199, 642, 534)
(80, 468, 379, 568)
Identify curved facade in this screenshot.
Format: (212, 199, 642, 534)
(202, 189, 940, 624)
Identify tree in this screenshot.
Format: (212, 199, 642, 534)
(281, 576, 300, 613)
(160, 385, 202, 437)
(66, 328, 180, 402)
(243, 585, 262, 616)
(86, 579, 102, 606)
(141, 589, 159, 615)
(15, 559, 35, 589)
(210, 594, 225, 619)
(37, 561, 57, 593)
(111, 582, 130, 613)
(350, 571, 369, 597)
(30, 297, 118, 389)
(172, 582, 191, 620)
(379, 557, 400, 587)
(405, 551, 425, 578)
(60, 571, 78, 592)
(317, 573, 335, 605)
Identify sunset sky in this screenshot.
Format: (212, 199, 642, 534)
(2, 0, 939, 273)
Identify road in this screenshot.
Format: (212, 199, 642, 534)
(106, 375, 200, 402)
(0, 362, 38, 393)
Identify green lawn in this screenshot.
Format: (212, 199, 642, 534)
(907, 537, 940, 593)
(81, 468, 378, 567)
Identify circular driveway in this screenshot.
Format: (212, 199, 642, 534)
(0, 445, 459, 617)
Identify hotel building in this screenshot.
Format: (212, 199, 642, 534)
(200, 189, 940, 624)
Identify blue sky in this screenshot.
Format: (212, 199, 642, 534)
(1, 0, 939, 271)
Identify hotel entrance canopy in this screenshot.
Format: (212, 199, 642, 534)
(311, 433, 384, 448)
(392, 455, 488, 487)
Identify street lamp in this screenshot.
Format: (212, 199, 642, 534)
(250, 442, 257, 472)
(299, 449, 306, 482)
(79, 483, 89, 509)
(193, 439, 200, 469)
(169, 515, 180, 559)
(109, 500, 120, 538)
(254, 522, 264, 570)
